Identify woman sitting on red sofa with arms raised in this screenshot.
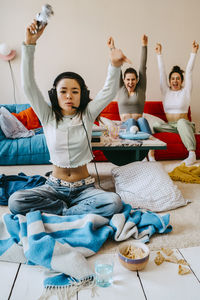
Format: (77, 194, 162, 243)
(149, 41, 199, 166)
(107, 35, 152, 135)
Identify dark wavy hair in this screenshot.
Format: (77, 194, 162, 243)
(124, 67, 138, 80)
(48, 72, 91, 123)
(169, 66, 184, 82)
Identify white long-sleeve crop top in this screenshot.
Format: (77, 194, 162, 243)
(21, 44, 121, 168)
(157, 53, 196, 114)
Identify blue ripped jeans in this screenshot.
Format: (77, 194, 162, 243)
(8, 179, 123, 217)
(123, 117, 152, 134)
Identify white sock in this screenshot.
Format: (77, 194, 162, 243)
(142, 157, 148, 162)
(182, 151, 196, 166)
(148, 153, 156, 162)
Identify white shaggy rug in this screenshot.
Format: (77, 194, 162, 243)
(0, 160, 200, 251)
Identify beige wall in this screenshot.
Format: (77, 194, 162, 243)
(0, 0, 200, 130)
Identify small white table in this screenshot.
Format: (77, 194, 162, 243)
(92, 135, 167, 165)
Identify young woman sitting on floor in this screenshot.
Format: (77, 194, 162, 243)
(8, 20, 130, 217)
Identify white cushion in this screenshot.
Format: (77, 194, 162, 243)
(99, 117, 121, 127)
(112, 161, 189, 212)
(0, 107, 34, 139)
(143, 113, 166, 133)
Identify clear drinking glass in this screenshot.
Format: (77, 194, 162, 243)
(108, 124, 120, 139)
(119, 124, 127, 135)
(95, 255, 114, 287)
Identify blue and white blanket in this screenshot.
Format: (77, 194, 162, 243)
(0, 204, 172, 299)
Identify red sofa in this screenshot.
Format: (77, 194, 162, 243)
(93, 101, 200, 161)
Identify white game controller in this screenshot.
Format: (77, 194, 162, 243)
(36, 4, 54, 30)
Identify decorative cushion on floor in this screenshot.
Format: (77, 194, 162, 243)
(111, 161, 189, 212)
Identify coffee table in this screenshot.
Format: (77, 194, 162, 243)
(92, 135, 167, 166)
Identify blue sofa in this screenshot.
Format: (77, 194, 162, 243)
(0, 104, 50, 165)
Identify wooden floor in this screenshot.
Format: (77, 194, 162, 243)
(1, 246, 200, 300)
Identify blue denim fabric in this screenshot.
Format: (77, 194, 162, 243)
(8, 179, 123, 217)
(123, 117, 152, 134)
(0, 172, 46, 205)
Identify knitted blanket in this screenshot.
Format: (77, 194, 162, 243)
(0, 205, 172, 299)
(169, 163, 200, 184)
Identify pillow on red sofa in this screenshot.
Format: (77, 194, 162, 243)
(100, 101, 121, 121)
(143, 113, 166, 133)
(143, 101, 168, 122)
(12, 107, 41, 130)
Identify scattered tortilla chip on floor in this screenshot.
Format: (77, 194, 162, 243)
(178, 259, 189, 265)
(154, 251, 165, 265)
(165, 254, 179, 264)
(161, 247, 173, 256)
(178, 265, 191, 275)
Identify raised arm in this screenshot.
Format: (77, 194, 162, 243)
(107, 37, 131, 88)
(21, 20, 52, 124)
(138, 34, 148, 90)
(108, 37, 132, 67)
(87, 37, 131, 121)
(156, 43, 168, 95)
(185, 40, 199, 96)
